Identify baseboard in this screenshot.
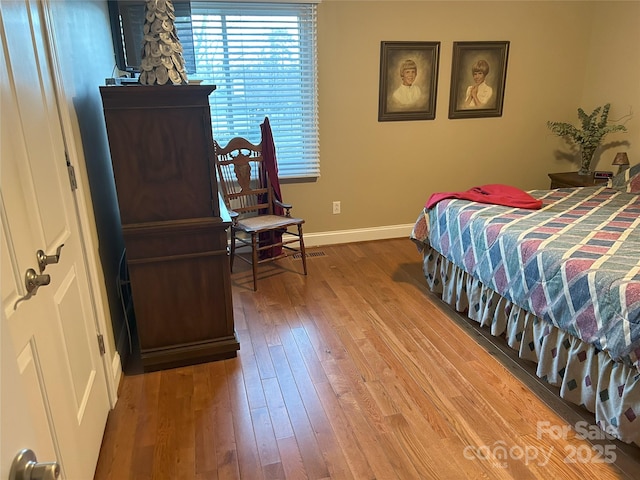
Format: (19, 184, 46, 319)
(106, 320, 130, 403)
(303, 223, 415, 247)
(110, 352, 122, 398)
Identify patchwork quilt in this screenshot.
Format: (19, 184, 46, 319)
(413, 186, 640, 371)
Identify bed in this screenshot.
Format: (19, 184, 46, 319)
(410, 166, 640, 447)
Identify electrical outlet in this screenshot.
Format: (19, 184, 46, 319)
(332, 201, 341, 214)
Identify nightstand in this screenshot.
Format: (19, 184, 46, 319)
(548, 171, 609, 189)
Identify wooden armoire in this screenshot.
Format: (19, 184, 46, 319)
(100, 84, 239, 372)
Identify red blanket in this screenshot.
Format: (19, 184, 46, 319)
(425, 184, 543, 210)
(259, 117, 283, 258)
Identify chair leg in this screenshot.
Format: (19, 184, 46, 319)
(229, 229, 236, 272)
(298, 224, 307, 275)
(251, 232, 259, 291)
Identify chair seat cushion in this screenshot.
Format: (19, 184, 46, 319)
(237, 214, 304, 233)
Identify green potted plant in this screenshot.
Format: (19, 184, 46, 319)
(547, 103, 627, 175)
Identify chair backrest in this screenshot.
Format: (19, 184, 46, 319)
(214, 137, 275, 217)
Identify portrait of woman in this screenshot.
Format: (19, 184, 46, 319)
(449, 41, 509, 119)
(463, 59, 493, 109)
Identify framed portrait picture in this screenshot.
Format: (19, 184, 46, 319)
(448, 41, 509, 119)
(378, 41, 440, 122)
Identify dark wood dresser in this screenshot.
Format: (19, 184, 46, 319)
(548, 171, 609, 189)
(100, 84, 239, 372)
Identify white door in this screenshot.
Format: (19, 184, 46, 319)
(1, 1, 110, 479)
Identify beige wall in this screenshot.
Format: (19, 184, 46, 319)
(282, 1, 639, 235)
(581, 1, 639, 156)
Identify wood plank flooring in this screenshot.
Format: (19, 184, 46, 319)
(93, 238, 640, 479)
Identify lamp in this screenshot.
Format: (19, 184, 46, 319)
(612, 152, 630, 175)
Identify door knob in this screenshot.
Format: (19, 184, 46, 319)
(9, 449, 60, 480)
(14, 268, 52, 310)
(25, 268, 50, 295)
(36, 244, 64, 273)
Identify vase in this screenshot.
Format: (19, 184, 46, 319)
(578, 147, 596, 176)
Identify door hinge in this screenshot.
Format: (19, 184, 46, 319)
(97, 334, 106, 355)
(65, 152, 77, 191)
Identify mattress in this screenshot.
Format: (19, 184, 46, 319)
(412, 186, 640, 372)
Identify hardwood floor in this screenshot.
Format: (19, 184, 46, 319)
(93, 238, 640, 479)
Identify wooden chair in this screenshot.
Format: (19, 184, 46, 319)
(214, 137, 307, 290)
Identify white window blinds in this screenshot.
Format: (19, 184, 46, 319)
(189, 2, 319, 178)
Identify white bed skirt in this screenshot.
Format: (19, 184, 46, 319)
(422, 245, 640, 447)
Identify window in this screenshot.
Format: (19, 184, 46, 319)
(189, 1, 319, 178)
